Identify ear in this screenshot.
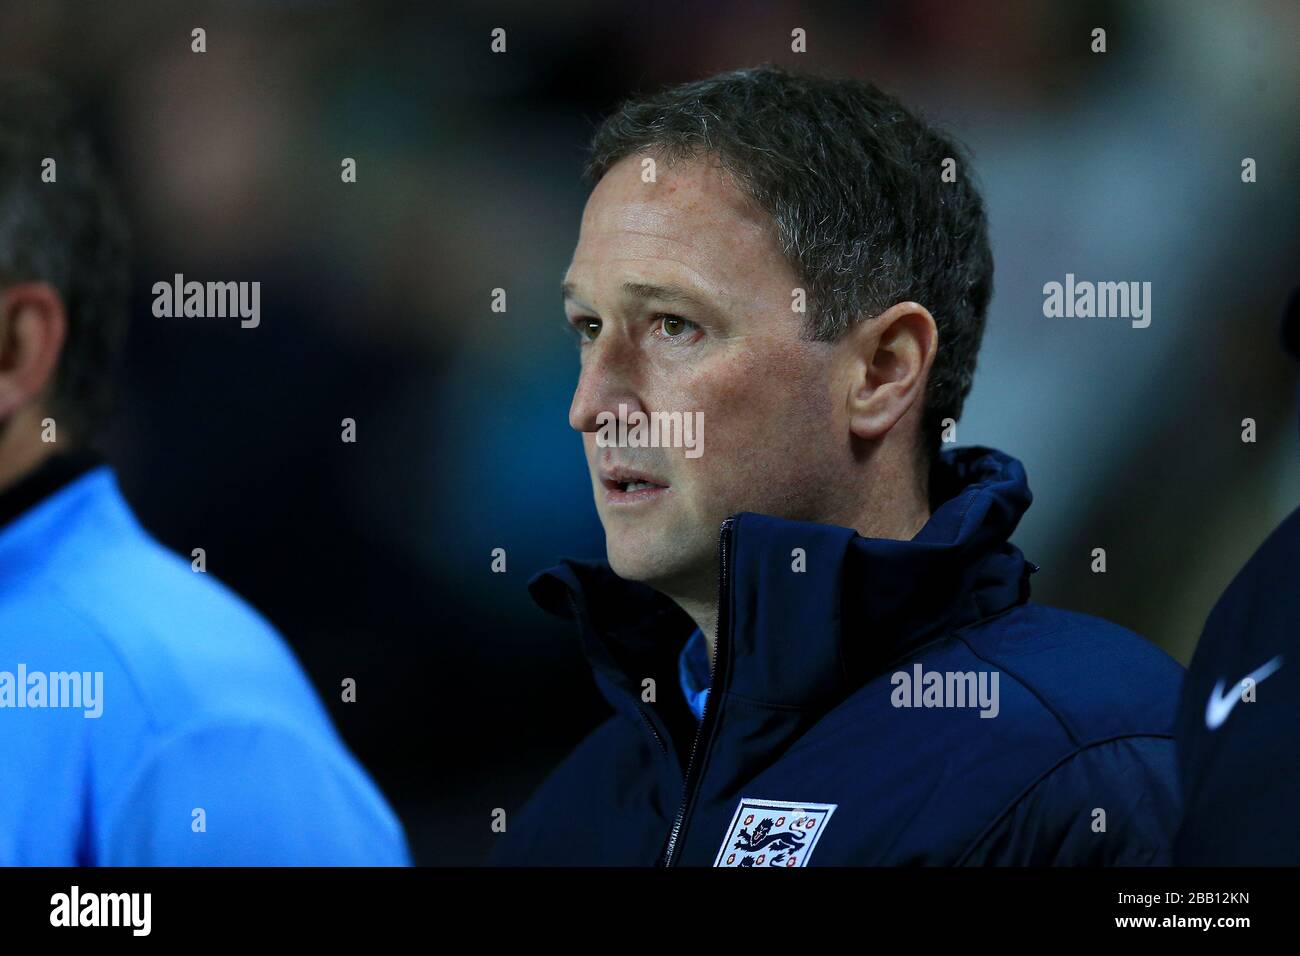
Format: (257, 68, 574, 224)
(0, 282, 68, 421)
(843, 301, 937, 442)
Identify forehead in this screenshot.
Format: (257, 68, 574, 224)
(566, 153, 787, 307)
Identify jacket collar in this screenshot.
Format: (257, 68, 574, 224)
(529, 446, 1036, 732)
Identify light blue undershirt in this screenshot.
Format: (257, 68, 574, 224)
(677, 626, 711, 721)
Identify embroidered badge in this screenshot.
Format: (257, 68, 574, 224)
(713, 798, 837, 867)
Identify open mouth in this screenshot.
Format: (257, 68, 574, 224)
(601, 474, 670, 501)
(612, 479, 665, 493)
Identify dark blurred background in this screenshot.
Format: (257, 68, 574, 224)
(2, 0, 1296, 864)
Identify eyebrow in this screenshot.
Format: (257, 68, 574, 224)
(561, 279, 713, 313)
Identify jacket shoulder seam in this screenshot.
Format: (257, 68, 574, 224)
(953, 732, 1176, 865)
(951, 618, 1142, 746)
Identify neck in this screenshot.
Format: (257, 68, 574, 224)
(0, 409, 61, 495)
(680, 594, 720, 665)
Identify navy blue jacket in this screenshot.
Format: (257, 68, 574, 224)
(1173, 291, 1300, 865)
(492, 447, 1184, 866)
(1173, 505, 1300, 864)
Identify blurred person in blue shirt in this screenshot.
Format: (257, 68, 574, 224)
(0, 77, 409, 866)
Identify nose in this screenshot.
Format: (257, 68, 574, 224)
(567, 333, 644, 434)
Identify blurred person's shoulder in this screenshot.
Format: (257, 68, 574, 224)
(0, 463, 410, 865)
(0, 464, 331, 732)
(1174, 504, 1300, 863)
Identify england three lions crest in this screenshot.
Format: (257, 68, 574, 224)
(713, 798, 837, 867)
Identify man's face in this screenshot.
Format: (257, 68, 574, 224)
(563, 153, 848, 596)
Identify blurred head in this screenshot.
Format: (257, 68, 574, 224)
(0, 76, 130, 465)
(564, 65, 994, 599)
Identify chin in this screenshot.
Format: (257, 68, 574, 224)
(605, 540, 661, 583)
(604, 534, 679, 584)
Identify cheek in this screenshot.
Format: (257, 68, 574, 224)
(673, 348, 834, 495)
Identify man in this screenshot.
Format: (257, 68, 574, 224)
(0, 78, 409, 865)
(491, 66, 1183, 866)
(1173, 289, 1300, 865)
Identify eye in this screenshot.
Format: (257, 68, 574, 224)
(568, 316, 601, 344)
(654, 314, 698, 340)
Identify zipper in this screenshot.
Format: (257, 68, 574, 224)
(637, 706, 669, 757)
(659, 516, 733, 867)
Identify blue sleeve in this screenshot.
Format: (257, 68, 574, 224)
(97, 718, 411, 866)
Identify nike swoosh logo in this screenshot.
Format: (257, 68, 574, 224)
(1205, 655, 1284, 731)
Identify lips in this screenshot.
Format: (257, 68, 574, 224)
(599, 466, 669, 493)
(599, 465, 670, 503)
